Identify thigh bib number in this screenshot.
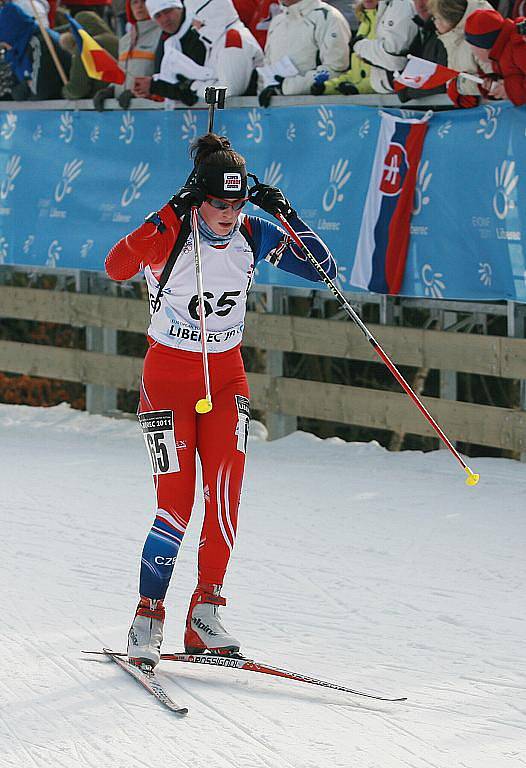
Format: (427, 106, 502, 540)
(138, 409, 180, 475)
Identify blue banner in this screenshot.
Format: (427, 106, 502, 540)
(0, 102, 524, 301)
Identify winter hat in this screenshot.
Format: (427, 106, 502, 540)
(465, 9, 504, 49)
(145, 0, 182, 17)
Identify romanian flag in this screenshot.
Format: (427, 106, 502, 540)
(67, 14, 125, 84)
(394, 56, 460, 91)
(350, 112, 431, 295)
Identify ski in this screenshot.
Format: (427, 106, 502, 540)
(85, 649, 405, 703)
(102, 648, 188, 716)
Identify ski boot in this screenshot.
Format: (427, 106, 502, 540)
(127, 596, 165, 669)
(184, 583, 240, 655)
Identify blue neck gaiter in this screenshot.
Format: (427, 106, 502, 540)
(198, 213, 239, 246)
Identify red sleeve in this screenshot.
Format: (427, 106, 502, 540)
(105, 202, 181, 281)
(505, 42, 526, 105)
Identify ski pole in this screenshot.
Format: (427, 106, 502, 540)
(274, 212, 480, 486)
(191, 206, 213, 414)
(192, 87, 228, 414)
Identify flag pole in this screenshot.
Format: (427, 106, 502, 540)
(29, 0, 69, 86)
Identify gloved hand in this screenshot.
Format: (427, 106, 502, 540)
(174, 76, 198, 106)
(258, 75, 284, 108)
(93, 86, 114, 111)
(117, 89, 133, 109)
(310, 70, 329, 95)
(337, 81, 358, 95)
(169, 184, 207, 214)
(248, 183, 295, 220)
(447, 77, 479, 108)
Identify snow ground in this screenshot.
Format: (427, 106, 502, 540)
(1, 403, 525, 768)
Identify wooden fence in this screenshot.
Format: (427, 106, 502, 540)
(1, 285, 526, 453)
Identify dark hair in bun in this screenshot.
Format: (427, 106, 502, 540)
(190, 132, 245, 169)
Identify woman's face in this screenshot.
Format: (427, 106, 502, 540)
(131, 0, 149, 21)
(199, 198, 245, 236)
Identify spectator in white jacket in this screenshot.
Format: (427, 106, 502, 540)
(352, 0, 417, 92)
(258, 0, 351, 106)
(134, 0, 263, 103)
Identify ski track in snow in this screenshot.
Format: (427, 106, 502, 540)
(1, 403, 526, 767)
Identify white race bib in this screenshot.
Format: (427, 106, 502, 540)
(138, 410, 180, 475)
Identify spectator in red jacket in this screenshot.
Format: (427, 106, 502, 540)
(465, 8, 526, 103)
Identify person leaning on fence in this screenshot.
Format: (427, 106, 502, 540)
(0, 1, 71, 100)
(427, 0, 494, 106)
(396, 0, 448, 101)
(93, 0, 161, 110)
(104, 132, 338, 668)
(464, 8, 526, 104)
(350, 0, 418, 93)
(138, 0, 263, 105)
(310, 0, 378, 95)
(258, 0, 351, 107)
(58, 10, 118, 98)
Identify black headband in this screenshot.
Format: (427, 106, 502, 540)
(195, 160, 248, 199)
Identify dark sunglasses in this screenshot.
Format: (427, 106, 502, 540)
(206, 195, 249, 212)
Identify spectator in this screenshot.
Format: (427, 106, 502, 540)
(93, 0, 161, 109)
(351, 0, 417, 93)
(133, 0, 262, 104)
(465, 7, 526, 104)
(0, 2, 71, 99)
(427, 0, 494, 106)
(397, 0, 448, 101)
(0, 44, 16, 99)
(58, 10, 117, 98)
(58, 0, 111, 21)
(311, 0, 378, 95)
(258, 0, 351, 106)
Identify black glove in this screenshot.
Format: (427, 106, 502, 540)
(117, 88, 133, 109)
(337, 81, 358, 95)
(93, 86, 114, 112)
(258, 75, 283, 108)
(310, 80, 326, 95)
(175, 75, 198, 107)
(169, 184, 207, 214)
(248, 183, 295, 220)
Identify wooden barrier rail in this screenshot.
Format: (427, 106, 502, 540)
(1, 286, 526, 452)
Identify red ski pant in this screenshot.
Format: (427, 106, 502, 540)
(138, 340, 250, 598)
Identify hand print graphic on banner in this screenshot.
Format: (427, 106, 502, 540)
(263, 161, 283, 187)
(318, 106, 336, 142)
(478, 262, 492, 287)
(121, 162, 151, 208)
(413, 160, 431, 216)
(0, 236, 8, 264)
(422, 263, 445, 298)
(55, 159, 84, 203)
(493, 161, 518, 221)
(119, 113, 135, 145)
(0, 113, 17, 141)
(1, 155, 21, 200)
(46, 239, 62, 268)
(322, 159, 350, 213)
(246, 109, 263, 144)
(59, 112, 74, 144)
(477, 106, 500, 141)
(182, 111, 197, 143)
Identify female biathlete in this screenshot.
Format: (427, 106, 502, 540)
(106, 133, 337, 668)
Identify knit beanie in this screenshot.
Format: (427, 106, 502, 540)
(465, 9, 504, 49)
(145, 0, 182, 17)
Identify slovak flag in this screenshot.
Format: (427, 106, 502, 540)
(67, 14, 125, 85)
(350, 111, 431, 295)
(394, 56, 459, 91)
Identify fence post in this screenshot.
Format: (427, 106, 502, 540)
(265, 286, 297, 440)
(76, 270, 117, 415)
(507, 301, 526, 461)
